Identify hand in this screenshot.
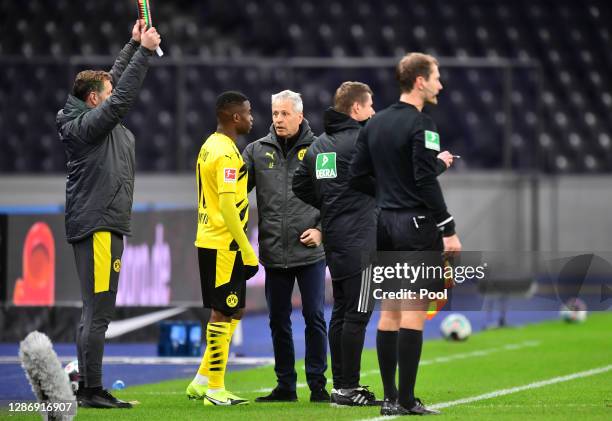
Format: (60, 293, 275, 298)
(300, 228, 322, 247)
(131, 19, 145, 43)
(244, 264, 259, 281)
(443, 234, 462, 258)
(140, 27, 161, 52)
(242, 248, 259, 281)
(437, 151, 454, 168)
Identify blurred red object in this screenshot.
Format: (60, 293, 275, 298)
(13, 222, 56, 306)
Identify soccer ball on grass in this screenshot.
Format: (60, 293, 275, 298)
(440, 313, 472, 341)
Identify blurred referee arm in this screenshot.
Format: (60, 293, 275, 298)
(413, 117, 454, 235)
(348, 126, 377, 196)
(413, 116, 460, 251)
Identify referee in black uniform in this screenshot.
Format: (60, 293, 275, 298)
(350, 52, 462, 416)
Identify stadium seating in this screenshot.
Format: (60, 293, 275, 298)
(0, 0, 610, 172)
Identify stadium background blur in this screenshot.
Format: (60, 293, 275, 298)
(0, 0, 611, 400)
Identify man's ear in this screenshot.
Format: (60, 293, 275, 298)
(416, 75, 425, 90)
(85, 91, 96, 107)
(297, 112, 304, 124)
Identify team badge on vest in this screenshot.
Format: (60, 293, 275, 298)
(113, 258, 121, 273)
(315, 152, 337, 179)
(298, 148, 308, 161)
(226, 293, 239, 308)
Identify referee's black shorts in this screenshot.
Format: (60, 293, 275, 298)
(198, 248, 246, 316)
(377, 208, 443, 253)
(377, 208, 444, 294)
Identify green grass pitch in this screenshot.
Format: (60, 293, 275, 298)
(5, 312, 612, 420)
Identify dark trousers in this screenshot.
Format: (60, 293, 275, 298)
(264, 259, 327, 392)
(329, 271, 372, 390)
(73, 231, 124, 388)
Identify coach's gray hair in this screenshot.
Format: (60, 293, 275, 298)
(271, 90, 303, 113)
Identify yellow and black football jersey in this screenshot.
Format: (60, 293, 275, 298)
(195, 132, 249, 250)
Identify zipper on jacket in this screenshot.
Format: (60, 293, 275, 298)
(282, 153, 289, 268)
(262, 135, 312, 269)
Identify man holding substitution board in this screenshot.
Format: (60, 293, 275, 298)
(57, 19, 161, 408)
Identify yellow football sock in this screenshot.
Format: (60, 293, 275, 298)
(196, 345, 210, 377)
(205, 322, 231, 390)
(229, 319, 240, 343)
(197, 319, 239, 377)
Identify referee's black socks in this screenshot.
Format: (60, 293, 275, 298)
(397, 328, 423, 409)
(376, 329, 398, 401)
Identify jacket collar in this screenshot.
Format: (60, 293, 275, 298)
(323, 107, 361, 135)
(64, 95, 90, 115)
(57, 95, 91, 126)
(260, 119, 315, 151)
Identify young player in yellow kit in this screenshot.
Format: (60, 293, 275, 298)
(185, 91, 259, 406)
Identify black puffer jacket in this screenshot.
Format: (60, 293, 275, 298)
(243, 120, 325, 268)
(293, 108, 376, 281)
(57, 40, 152, 243)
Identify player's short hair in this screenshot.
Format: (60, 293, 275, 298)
(216, 91, 249, 115)
(72, 70, 112, 101)
(396, 53, 439, 93)
(334, 81, 373, 115)
(271, 90, 303, 113)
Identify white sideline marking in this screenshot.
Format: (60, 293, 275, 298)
(360, 340, 540, 377)
(361, 364, 612, 421)
(236, 341, 541, 394)
(451, 403, 601, 408)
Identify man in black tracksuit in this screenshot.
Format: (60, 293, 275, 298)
(56, 21, 161, 408)
(350, 53, 462, 416)
(243, 90, 328, 403)
(293, 82, 378, 406)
